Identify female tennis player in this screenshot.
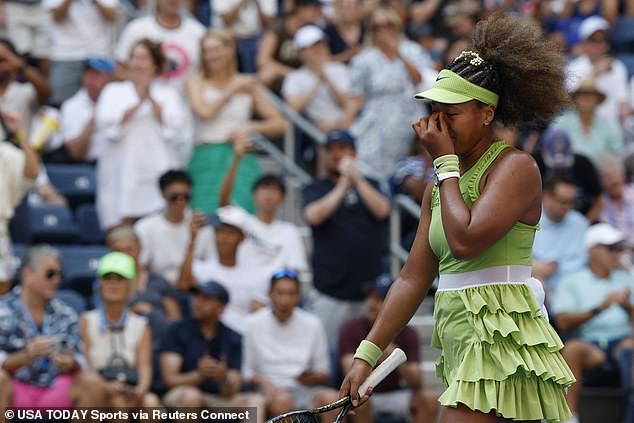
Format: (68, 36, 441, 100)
(340, 14, 576, 423)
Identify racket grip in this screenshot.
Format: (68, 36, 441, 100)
(357, 348, 407, 396)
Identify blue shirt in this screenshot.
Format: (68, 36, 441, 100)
(533, 210, 589, 295)
(160, 317, 242, 394)
(0, 288, 83, 387)
(552, 268, 634, 344)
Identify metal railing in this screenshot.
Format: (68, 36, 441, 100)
(390, 194, 422, 276)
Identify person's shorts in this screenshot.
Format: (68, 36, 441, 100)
(371, 389, 411, 418)
(162, 386, 257, 408)
(11, 375, 74, 408)
(584, 336, 630, 387)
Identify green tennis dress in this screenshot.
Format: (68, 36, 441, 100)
(429, 141, 575, 422)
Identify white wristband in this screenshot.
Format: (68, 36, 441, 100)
(437, 171, 460, 181)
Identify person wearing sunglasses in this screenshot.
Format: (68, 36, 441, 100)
(551, 224, 634, 421)
(242, 269, 339, 422)
(0, 245, 100, 414)
(135, 169, 215, 288)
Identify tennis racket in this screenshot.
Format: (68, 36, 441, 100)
(265, 348, 407, 423)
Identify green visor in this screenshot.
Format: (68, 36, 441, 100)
(415, 69, 499, 107)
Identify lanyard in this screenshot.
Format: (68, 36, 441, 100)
(98, 306, 128, 333)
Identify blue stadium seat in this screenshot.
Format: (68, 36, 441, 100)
(75, 204, 105, 245)
(611, 17, 634, 54)
(46, 164, 97, 209)
(55, 289, 87, 314)
(9, 200, 30, 244)
(29, 204, 79, 244)
(58, 245, 108, 300)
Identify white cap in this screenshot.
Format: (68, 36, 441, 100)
(585, 223, 625, 249)
(579, 16, 609, 41)
(294, 25, 325, 50)
(216, 205, 249, 233)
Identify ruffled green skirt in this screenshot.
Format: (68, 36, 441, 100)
(432, 283, 576, 422)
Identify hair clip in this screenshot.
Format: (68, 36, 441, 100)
(457, 50, 484, 66)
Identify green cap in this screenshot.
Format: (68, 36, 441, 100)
(97, 252, 136, 280)
(415, 69, 499, 106)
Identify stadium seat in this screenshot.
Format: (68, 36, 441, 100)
(611, 17, 634, 54)
(75, 204, 105, 245)
(9, 200, 30, 244)
(28, 204, 79, 244)
(58, 245, 108, 301)
(616, 53, 634, 80)
(46, 164, 97, 209)
(55, 289, 87, 314)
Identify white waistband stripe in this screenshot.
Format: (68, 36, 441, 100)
(438, 265, 532, 291)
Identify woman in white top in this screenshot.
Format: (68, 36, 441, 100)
(80, 252, 158, 407)
(96, 39, 190, 231)
(186, 29, 286, 214)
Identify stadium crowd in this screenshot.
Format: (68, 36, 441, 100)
(0, 0, 634, 421)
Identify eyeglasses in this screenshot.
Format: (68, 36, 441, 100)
(588, 36, 607, 44)
(45, 269, 61, 280)
(372, 21, 396, 31)
(603, 243, 627, 252)
(167, 193, 191, 203)
(550, 194, 577, 207)
(271, 269, 299, 282)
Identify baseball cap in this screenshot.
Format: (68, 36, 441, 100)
(585, 223, 625, 249)
(579, 16, 610, 41)
(541, 129, 574, 169)
(294, 25, 325, 50)
(191, 281, 230, 304)
(368, 274, 393, 299)
(97, 252, 136, 280)
(325, 130, 355, 148)
(211, 205, 249, 233)
(84, 58, 115, 74)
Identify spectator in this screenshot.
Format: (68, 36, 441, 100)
(533, 128, 602, 220)
(160, 281, 264, 421)
(242, 270, 339, 421)
(180, 206, 272, 334)
(338, 275, 438, 423)
(43, 0, 118, 105)
(0, 38, 51, 137)
(186, 29, 286, 214)
(552, 78, 623, 164)
(0, 112, 39, 295)
(348, 5, 429, 180)
(0, 246, 98, 412)
(43, 58, 113, 164)
(80, 252, 159, 407)
(282, 25, 356, 134)
(135, 170, 215, 287)
(105, 227, 182, 349)
(256, 0, 323, 90)
(95, 39, 190, 231)
(115, 0, 205, 92)
(533, 175, 589, 304)
(303, 130, 389, 345)
(213, 0, 277, 73)
(3, 0, 51, 69)
(552, 224, 634, 420)
(598, 155, 634, 245)
(323, 0, 365, 63)
(566, 16, 630, 125)
(219, 157, 308, 273)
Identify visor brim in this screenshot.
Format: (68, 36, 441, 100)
(414, 87, 474, 104)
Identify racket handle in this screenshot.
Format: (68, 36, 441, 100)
(358, 348, 407, 396)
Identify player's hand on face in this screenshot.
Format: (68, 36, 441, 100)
(339, 359, 374, 409)
(412, 112, 454, 159)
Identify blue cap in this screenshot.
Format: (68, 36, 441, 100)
(541, 128, 574, 169)
(372, 274, 393, 299)
(191, 281, 230, 304)
(325, 130, 355, 149)
(84, 58, 115, 74)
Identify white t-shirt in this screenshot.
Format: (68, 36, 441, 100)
(134, 210, 215, 285)
(43, 0, 118, 60)
(57, 89, 108, 161)
(566, 55, 629, 123)
(0, 81, 38, 137)
(192, 258, 271, 334)
(242, 308, 330, 389)
(116, 15, 205, 92)
(239, 215, 308, 273)
(213, 0, 277, 38)
(282, 62, 350, 126)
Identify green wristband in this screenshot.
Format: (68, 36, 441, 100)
(353, 340, 383, 368)
(433, 154, 460, 174)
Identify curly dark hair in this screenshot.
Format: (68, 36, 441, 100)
(446, 15, 568, 127)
